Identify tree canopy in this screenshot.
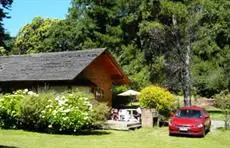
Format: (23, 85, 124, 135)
(0, 0, 13, 53)
(11, 0, 230, 99)
(13, 17, 60, 54)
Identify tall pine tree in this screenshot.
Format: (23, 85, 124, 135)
(0, 0, 13, 50)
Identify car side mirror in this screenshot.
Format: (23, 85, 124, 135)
(204, 114, 209, 118)
(169, 112, 175, 118)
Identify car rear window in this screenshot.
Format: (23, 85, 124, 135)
(175, 109, 201, 118)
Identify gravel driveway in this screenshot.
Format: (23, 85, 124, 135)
(211, 120, 225, 131)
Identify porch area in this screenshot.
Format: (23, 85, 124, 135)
(103, 108, 142, 130)
(103, 120, 141, 130)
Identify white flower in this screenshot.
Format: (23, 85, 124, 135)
(39, 115, 45, 118)
(55, 96, 60, 101)
(48, 124, 52, 128)
(28, 91, 37, 96)
(52, 110, 57, 115)
(88, 104, 93, 110)
(24, 89, 29, 94)
(79, 97, 88, 101)
(58, 100, 66, 106)
(83, 112, 88, 116)
(46, 104, 52, 108)
(63, 109, 71, 113)
(69, 94, 74, 97)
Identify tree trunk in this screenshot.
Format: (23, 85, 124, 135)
(183, 45, 191, 106)
(172, 14, 191, 106)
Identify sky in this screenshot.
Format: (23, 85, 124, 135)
(3, 0, 72, 37)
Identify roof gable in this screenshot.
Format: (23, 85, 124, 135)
(0, 48, 105, 81)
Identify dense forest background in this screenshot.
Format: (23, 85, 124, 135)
(1, 0, 230, 98)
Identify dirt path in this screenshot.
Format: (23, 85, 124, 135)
(211, 120, 225, 131)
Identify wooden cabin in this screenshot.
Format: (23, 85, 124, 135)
(0, 48, 129, 106)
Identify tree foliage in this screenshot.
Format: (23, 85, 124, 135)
(192, 0, 230, 97)
(0, 0, 13, 53)
(11, 0, 230, 98)
(13, 17, 60, 54)
(214, 90, 230, 129)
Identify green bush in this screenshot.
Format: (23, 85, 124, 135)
(139, 85, 175, 114)
(20, 91, 53, 131)
(214, 90, 230, 129)
(90, 102, 110, 128)
(0, 90, 24, 129)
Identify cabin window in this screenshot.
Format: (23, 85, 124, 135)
(73, 86, 91, 94)
(50, 86, 67, 93)
(92, 87, 104, 100)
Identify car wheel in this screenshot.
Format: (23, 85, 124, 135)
(207, 123, 211, 133)
(207, 126, 210, 133)
(201, 127, 206, 137)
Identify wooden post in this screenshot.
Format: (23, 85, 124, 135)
(141, 108, 156, 127)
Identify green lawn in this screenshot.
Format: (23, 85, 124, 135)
(209, 112, 225, 120)
(206, 107, 225, 120)
(0, 128, 230, 148)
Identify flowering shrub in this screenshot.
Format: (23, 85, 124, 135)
(41, 92, 94, 133)
(139, 85, 175, 115)
(0, 89, 109, 133)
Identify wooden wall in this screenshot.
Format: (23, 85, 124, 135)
(83, 57, 113, 106)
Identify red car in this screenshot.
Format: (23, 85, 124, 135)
(169, 106, 211, 137)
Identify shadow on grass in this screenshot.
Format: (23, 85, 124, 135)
(1, 127, 112, 136)
(170, 134, 204, 138)
(216, 127, 230, 131)
(23, 129, 112, 136)
(0, 145, 18, 148)
(169, 130, 211, 138)
(74, 130, 111, 136)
